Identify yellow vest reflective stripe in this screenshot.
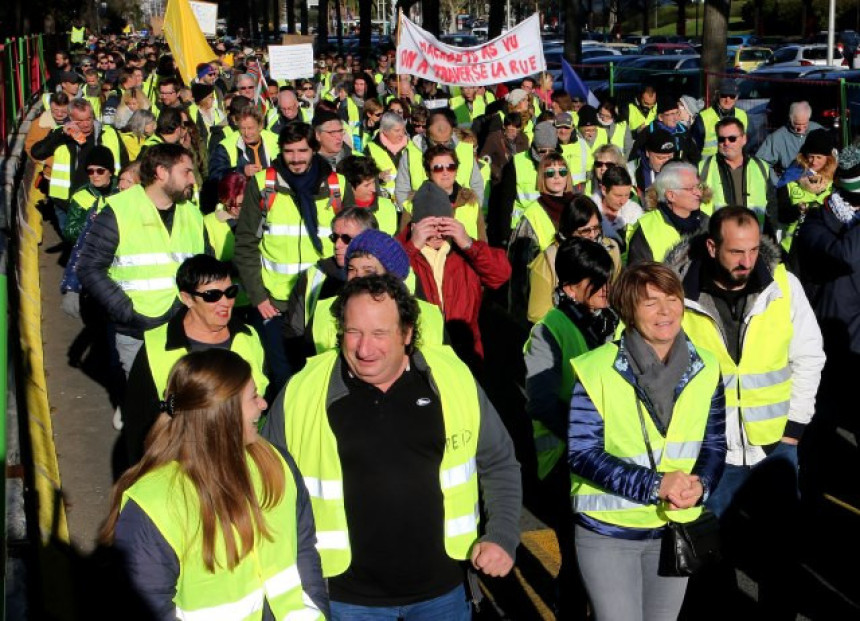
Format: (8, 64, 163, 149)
(282, 346, 480, 577)
(365, 141, 398, 197)
(524, 308, 588, 480)
(630, 209, 681, 263)
(700, 107, 748, 157)
(571, 341, 718, 527)
(256, 169, 337, 301)
(512, 151, 539, 227)
(699, 155, 768, 223)
(107, 185, 204, 317)
(143, 322, 268, 398)
(311, 295, 444, 354)
(607, 121, 628, 151)
(521, 201, 557, 252)
(303, 265, 327, 329)
(50, 145, 73, 199)
(780, 181, 831, 252)
(406, 141, 476, 195)
(451, 96, 486, 127)
(71, 26, 86, 44)
(560, 140, 591, 185)
(682, 265, 793, 445)
(100, 126, 124, 173)
(221, 129, 280, 169)
(628, 103, 657, 132)
(122, 456, 322, 620)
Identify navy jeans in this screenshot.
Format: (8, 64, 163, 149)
(706, 441, 799, 518)
(330, 585, 471, 621)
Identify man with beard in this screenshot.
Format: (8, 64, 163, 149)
(78, 144, 209, 383)
(234, 122, 346, 390)
(665, 205, 824, 518)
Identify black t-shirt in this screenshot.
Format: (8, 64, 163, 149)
(326, 358, 464, 606)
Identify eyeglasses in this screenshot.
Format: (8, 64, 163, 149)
(574, 225, 602, 237)
(594, 161, 613, 169)
(544, 167, 569, 178)
(536, 148, 556, 156)
(717, 135, 741, 144)
(719, 94, 738, 100)
(431, 163, 458, 173)
(189, 284, 239, 302)
(412, 123, 426, 129)
(674, 184, 705, 193)
(328, 232, 354, 244)
(87, 166, 108, 176)
(238, 85, 255, 91)
(159, 90, 176, 96)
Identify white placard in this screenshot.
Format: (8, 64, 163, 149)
(268, 44, 315, 80)
(396, 13, 545, 87)
(188, 0, 218, 37)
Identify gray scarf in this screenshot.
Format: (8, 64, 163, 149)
(624, 329, 689, 431)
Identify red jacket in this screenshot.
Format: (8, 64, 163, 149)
(404, 237, 511, 362)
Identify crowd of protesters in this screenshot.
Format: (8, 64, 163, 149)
(23, 27, 859, 620)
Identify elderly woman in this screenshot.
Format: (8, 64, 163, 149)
(364, 111, 410, 200)
(524, 236, 617, 618)
(340, 155, 399, 235)
(569, 262, 726, 621)
(120, 109, 156, 161)
(528, 196, 622, 322)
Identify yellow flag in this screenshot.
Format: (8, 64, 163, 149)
(163, 0, 214, 85)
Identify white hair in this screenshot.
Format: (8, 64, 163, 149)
(379, 111, 407, 134)
(789, 101, 812, 121)
(653, 161, 698, 202)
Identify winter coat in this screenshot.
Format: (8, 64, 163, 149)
(795, 196, 860, 359)
(755, 122, 825, 175)
(665, 234, 825, 466)
(404, 237, 511, 366)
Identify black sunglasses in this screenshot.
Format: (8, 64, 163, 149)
(189, 284, 239, 302)
(329, 232, 354, 244)
(717, 135, 741, 144)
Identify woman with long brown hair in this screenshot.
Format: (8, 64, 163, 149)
(101, 349, 328, 620)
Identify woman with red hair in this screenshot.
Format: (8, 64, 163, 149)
(203, 172, 250, 308)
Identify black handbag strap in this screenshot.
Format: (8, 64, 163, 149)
(635, 399, 658, 472)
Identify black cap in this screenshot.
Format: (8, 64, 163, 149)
(191, 83, 214, 103)
(657, 94, 679, 115)
(59, 70, 83, 84)
(800, 129, 835, 157)
(717, 78, 739, 96)
(577, 105, 599, 128)
(646, 129, 676, 154)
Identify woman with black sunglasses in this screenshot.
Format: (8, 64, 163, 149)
(121, 255, 269, 467)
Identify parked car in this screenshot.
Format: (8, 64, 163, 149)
(641, 43, 697, 56)
(766, 44, 845, 68)
(726, 34, 760, 53)
(727, 46, 773, 72)
(582, 47, 623, 60)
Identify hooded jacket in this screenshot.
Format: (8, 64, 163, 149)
(665, 234, 825, 466)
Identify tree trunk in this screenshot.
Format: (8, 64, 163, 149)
(702, 0, 729, 100)
(359, 0, 372, 56)
(300, 0, 309, 34)
(564, 0, 584, 65)
(287, 0, 296, 33)
(642, 0, 651, 36)
(335, 0, 343, 49)
(676, 0, 688, 37)
(317, 0, 329, 49)
(488, 0, 504, 39)
(422, 0, 440, 35)
(753, 0, 763, 36)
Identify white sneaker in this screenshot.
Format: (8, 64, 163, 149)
(112, 406, 124, 431)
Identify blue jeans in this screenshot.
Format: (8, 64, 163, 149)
(706, 442, 799, 518)
(330, 585, 471, 621)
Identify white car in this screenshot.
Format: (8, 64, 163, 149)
(767, 44, 846, 69)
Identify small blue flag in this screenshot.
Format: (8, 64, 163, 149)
(562, 58, 600, 107)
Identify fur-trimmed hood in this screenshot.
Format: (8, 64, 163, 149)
(664, 229, 782, 290)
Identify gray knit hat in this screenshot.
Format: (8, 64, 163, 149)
(411, 181, 453, 223)
(532, 121, 558, 150)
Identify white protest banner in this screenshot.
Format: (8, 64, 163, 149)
(396, 13, 545, 87)
(268, 44, 315, 80)
(188, 0, 217, 37)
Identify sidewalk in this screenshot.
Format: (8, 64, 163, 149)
(38, 222, 119, 554)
